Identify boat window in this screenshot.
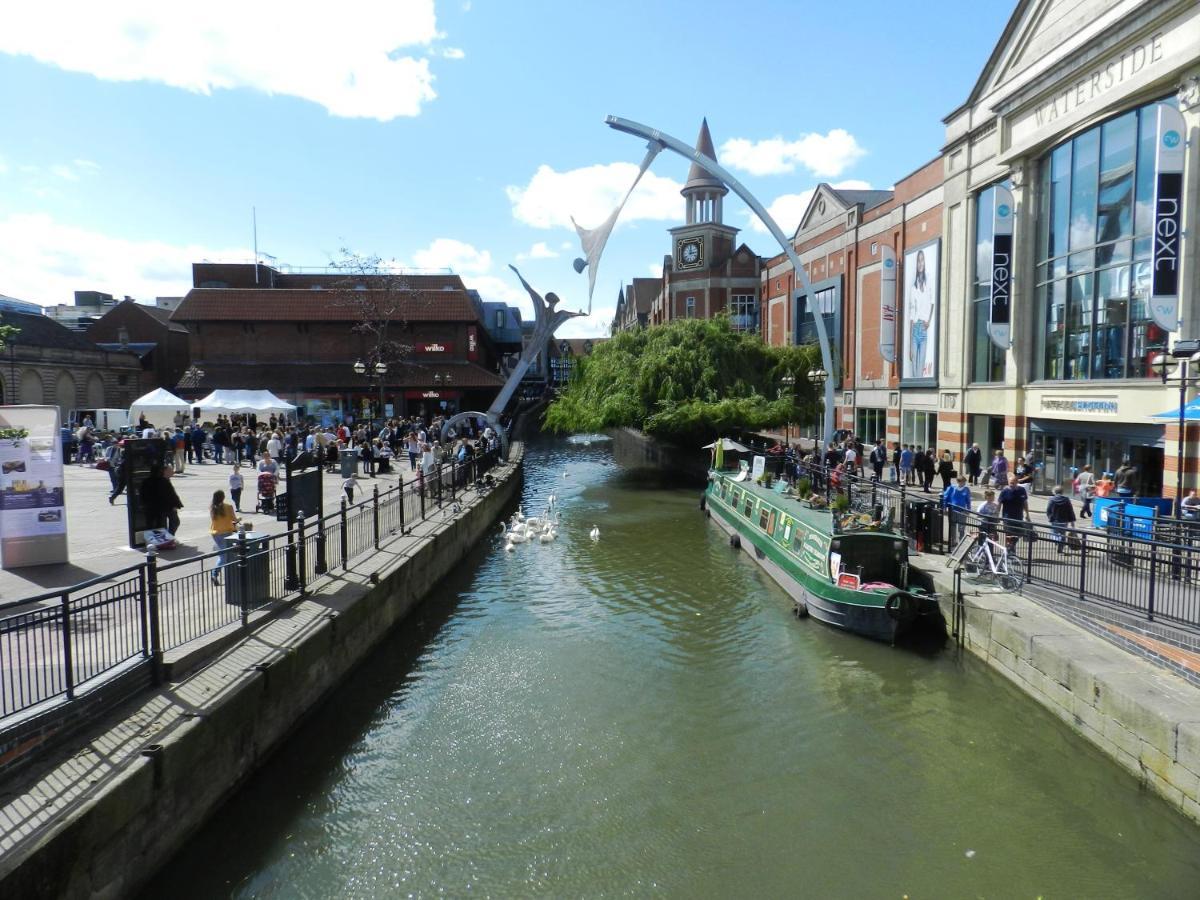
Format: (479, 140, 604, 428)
(743, 498, 754, 517)
(783, 521, 792, 542)
(758, 508, 769, 530)
(792, 532, 804, 554)
(767, 511, 776, 535)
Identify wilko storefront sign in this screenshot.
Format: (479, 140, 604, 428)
(467, 325, 478, 361)
(415, 342, 453, 354)
(404, 389, 462, 400)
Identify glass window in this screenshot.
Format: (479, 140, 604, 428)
(730, 294, 757, 332)
(1036, 96, 1176, 380)
(854, 408, 886, 444)
(685, 296, 696, 318)
(971, 182, 1009, 382)
(901, 410, 937, 450)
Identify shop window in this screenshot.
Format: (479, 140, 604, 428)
(854, 408, 886, 444)
(970, 182, 1010, 383)
(730, 294, 757, 332)
(1036, 98, 1173, 381)
(901, 410, 938, 451)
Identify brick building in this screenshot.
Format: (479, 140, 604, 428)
(0, 303, 142, 419)
(760, 161, 944, 450)
(612, 279, 658, 333)
(86, 299, 192, 394)
(649, 120, 762, 330)
(170, 263, 506, 423)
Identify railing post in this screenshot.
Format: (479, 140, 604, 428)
(60, 590, 75, 700)
(285, 517, 299, 592)
(237, 524, 250, 626)
(398, 474, 406, 534)
(1148, 539, 1158, 621)
(297, 512, 307, 596)
(315, 512, 328, 575)
(340, 497, 349, 569)
(419, 473, 426, 519)
(146, 546, 163, 684)
(1078, 531, 1087, 601)
(451, 458, 457, 500)
(137, 561, 150, 660)
(373, 485, 381, 550)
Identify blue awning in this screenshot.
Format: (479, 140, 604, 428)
(1152, 397, 1200, 421)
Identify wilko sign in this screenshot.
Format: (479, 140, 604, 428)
(467, 325, 478, 361)
(988, 185, 1014, 350)
(404, 389, 462, 400)
(878, 245, 896, 363)
(1150, 103, 1185, 332)
(415, 342, 453, 354)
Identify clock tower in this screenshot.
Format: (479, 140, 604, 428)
(662, 119, 760, 330)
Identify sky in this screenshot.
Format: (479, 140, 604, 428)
(0, 0, 1016, 338)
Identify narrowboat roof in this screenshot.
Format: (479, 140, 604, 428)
(711, 469, 897, 538)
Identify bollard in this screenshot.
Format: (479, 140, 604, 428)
(146, 545, 163, 684)
(373, 485, 381, 550)
(297, 511, 307, 595)
(340, 497, 349, 569)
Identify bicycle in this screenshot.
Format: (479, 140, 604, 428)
(963, 532, 1024, 592)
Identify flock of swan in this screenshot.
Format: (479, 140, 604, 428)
(501, 493, 599, 552)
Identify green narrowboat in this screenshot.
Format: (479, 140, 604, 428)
(703, 468, 942, 643)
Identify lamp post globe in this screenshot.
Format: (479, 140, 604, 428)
(353, 360, 366, 376)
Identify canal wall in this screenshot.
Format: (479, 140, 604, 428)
(917, 560, 1200, 825)
(0, 445, 525, 899)
(610, 427, 709, 482)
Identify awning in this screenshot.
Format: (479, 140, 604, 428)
(701, 438, 750, 452)
(193, 389, 297, 416)
(1152, 397, 1200, 422)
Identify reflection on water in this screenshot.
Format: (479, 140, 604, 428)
(145, 437, 1200, 899)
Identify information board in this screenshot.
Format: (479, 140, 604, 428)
(125, 438, 169, 548)
(0, 405, 69, 568)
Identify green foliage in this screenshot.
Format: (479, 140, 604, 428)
(0, 324, 18, 352)
(544, 317, 821, 445)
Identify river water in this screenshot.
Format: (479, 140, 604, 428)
(147, 436, 1200, 898)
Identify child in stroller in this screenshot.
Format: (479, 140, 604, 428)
(257, 471, 278, 513)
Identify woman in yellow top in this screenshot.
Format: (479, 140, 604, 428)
(209, 489, 240, 586)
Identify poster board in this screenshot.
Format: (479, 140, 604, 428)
(751, 455, 766, 481)
(901, 238, 940, 384)
(0, 405, 69, 568)
(125, 438, 169, 548)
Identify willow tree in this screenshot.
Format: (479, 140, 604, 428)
(544, 317, 821, 446)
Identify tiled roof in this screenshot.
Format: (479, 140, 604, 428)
(138, 303, 190, 333)
(630, 278, 660, 313)
(180, 360, 506, 392)
(0, 309, 109, 353)
(172, 288, 481, 323)
(830, 188, 894, 213)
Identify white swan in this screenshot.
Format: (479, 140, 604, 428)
(508, 528, 527, 544)
(504, 540, 516, 553)
(589, 525, 600, 541)
(538, 529, 554, 543)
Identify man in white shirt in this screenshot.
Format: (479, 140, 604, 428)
(266, 432, 282, 460)
(843, 445, 858, 476)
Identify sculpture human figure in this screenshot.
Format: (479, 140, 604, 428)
(508, 264, 586, 337)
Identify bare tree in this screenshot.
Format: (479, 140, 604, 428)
(328, 249, 419, 372)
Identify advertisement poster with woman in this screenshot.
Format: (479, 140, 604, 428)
(903, 239, 939, 381)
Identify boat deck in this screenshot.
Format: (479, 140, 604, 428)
(712, 470, 840, 531)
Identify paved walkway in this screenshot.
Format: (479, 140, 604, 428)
(0, 457, 418, 604)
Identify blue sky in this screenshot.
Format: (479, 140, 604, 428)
(0, 0, 1015, 337)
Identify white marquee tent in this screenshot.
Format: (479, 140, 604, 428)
(128, 388, 191, 427)
(193, 390, 297, 418)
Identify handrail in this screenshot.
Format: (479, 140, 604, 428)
(0, 561, 148, 613)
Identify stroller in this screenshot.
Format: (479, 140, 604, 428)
(257, 471, 278, 513)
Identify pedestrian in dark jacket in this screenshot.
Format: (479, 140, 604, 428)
(1046, 486, 1076, 553)
(937, 451, 955, 491)
(141, 464, 184, 537)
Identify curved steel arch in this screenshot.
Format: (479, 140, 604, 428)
(604, 115, 836, 447)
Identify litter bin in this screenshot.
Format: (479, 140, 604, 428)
(904, 498, 943, 553)
(340, 453, 357, 479)
(223, 530, 271, 608)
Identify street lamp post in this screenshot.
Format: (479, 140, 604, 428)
(780, 374, 796, 444)
(807, 367, 828, 450)
(353, 359, 388, 423)
(1152, 341, 1200, 516)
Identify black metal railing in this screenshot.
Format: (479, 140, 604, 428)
(729, 456, 1200, 630)
(0, 445, 504, 724)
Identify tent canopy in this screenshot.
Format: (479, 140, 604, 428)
(194, 389, 296, 416)
(129, 388, 191, 426)
(1152, 397, 1200, 422)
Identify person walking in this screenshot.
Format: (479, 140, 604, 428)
(998, 474, 1030, 554)
(964, 443, 982, 485)
(870, 440, 887, 483)
(921, 449, 937, 493)
(342, 473, 357, 504)
(106, 439, 126, 504)
(141, 464, 184, 539)
(228, 463, 244, 513)
(1115, 459, 1137, 498)
(937, 450, 955, 491)
(976, 489, 1000, 544)
(891, 442, 901, 483)
(1046, 485, 1077, 554)
(1075, 464, 1096, 520)
(990, 450, 1009, 489)
(360, 438, 375, 477)
(942, 475, 973, 544)
(208, 490, 240, 585)
(191, 423, 206, 464)
(172, 427, 187, 474)
(899, 444, 914, 486)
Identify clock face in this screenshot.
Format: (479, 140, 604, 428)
(678, 238, 703, 269)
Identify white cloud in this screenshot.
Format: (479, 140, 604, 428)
(441, 47, 465, 59)
(0, 156, 9, 175)
(410, 237, 491, 274)
(557, 306, 616, 339)
(721, 129, 866, 177)
(0, 2, 441, 120)
(749, 180, 872, 236)
(506, 162, 684, 230)
(515, 241, 558, 261)
(0, 213, 252, 306)
(647, 262, 663, 276)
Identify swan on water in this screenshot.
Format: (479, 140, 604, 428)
(509, 528, 528, 544)
(538, 529, 555, 543)
(589, 525, 600, 541)
(504, 540, 516, 553)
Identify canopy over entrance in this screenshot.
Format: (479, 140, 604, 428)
(1152, 397, 1200, 422)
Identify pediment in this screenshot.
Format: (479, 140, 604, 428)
(795, 185, 851, 238)
(969, 0, 1124, 108)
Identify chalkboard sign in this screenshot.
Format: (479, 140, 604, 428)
(125, 438, 169, 548)
(288, 469, 321, 522)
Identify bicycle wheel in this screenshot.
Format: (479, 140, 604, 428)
(1000, 571, 1024, 591)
